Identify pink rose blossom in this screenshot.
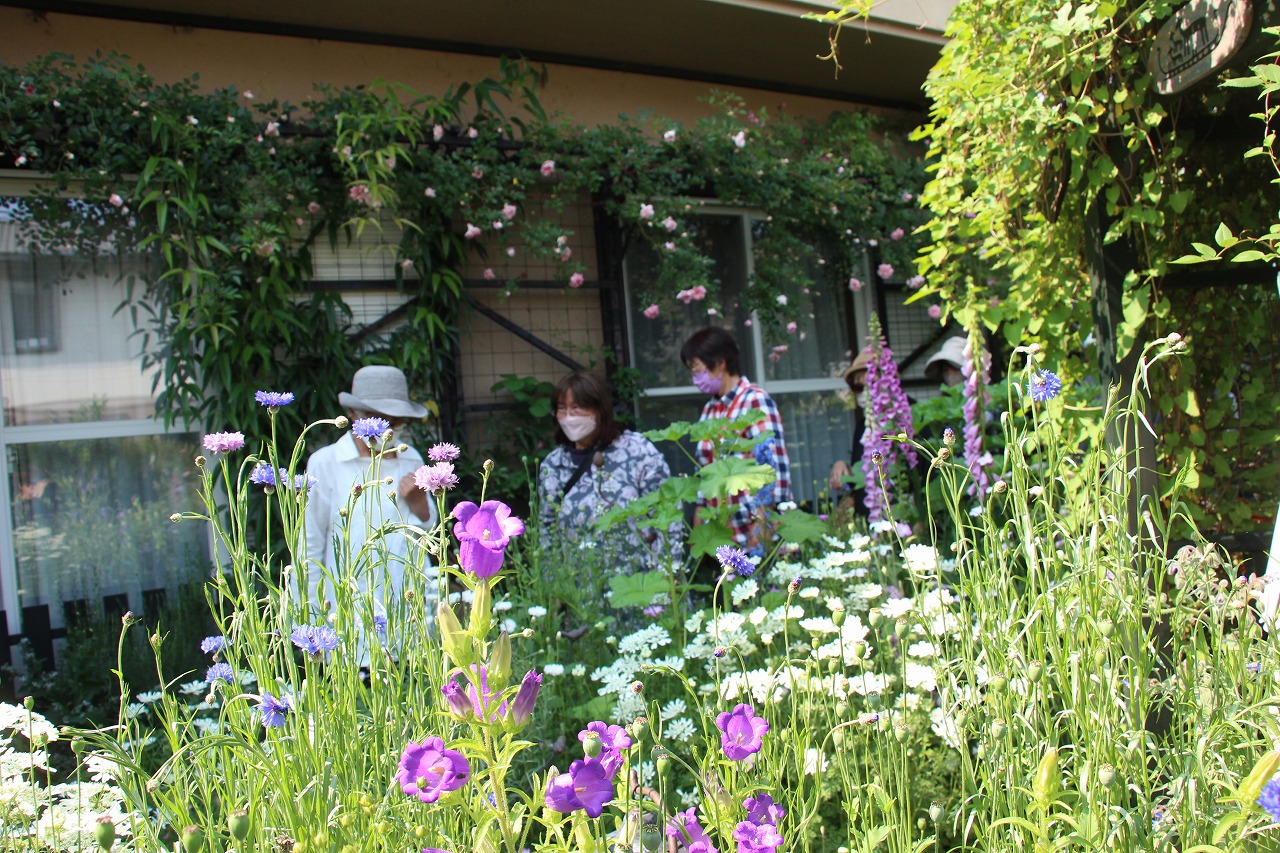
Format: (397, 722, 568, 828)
(464, 223, 482, 240)
(308, 202, 322, 213)
(541, 159, 556, 177)
(786, 322, 798, 333)
(433, 125, 445, 141)
(639, 204, 654, 220)
(901, 191, 914, 202)
(744, 319, 753, 327)
(502, 203, 517, 220)
(506, 247, 517, 257)
(243, 90, 254, 100)
(472, 166, 485, 179)
(661, 216, 677, 232)
(707, 308, 718, 316)
(890, 227, 905, 240)
(877, 263, 895, 279)
(569, 273, 585, 288)
(769, 352, 782, 362)
(664, 129, 677, 142)
(927, 305, 942, 320)
(731, 131, 747, 148)
(425, 187, 437, 198)
(663, 242, 676, 251)
(264, 121, 280, 137)
(467, 126, 478, 139)
(848, 277, 863, 292)
(492, 220, 504, 230)
(484, 268, 495, 280)
(401, 259, 414, 271)
(643, 304, 660, 319)
(108, 193, 124, 208)
(907, 275, 925, 289)
(772, 344, 789, 354)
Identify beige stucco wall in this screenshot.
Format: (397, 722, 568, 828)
(1, 9, 864, 126)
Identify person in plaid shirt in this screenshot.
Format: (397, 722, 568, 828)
(681, 327, 792, 546)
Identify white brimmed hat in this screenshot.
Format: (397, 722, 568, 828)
(338, 366, 429, 419)
(924, 336, 968, 382)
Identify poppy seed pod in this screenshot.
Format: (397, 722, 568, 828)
(180, 825, 205, 853)
(94, 817, 116, 851)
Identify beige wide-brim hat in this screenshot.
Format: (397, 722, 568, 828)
(338, 365, 429, 419)
(924, 336, 968, 382)
(842, 349, 873, 390)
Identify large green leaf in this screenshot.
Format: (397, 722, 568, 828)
(776, 510, 828, 545)
(688, 521, 736, 558)
(608, 572, 671, 608)
(699, 457, 775, 500)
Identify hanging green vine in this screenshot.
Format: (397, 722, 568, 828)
(1, 51, 926, 455)
(887, 0, 1279, 532)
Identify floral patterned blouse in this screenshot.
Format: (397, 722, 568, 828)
(538, 430, 682, 573)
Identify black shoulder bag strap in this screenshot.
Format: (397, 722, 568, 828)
(560, 444, 599, 498)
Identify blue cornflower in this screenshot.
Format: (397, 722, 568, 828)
(428, 442, 461, 462)
(200, 635, 225, 655)
(372, 614, 388, 640)
(290, 624, 339, 656)
(248, 463, 277, 487)
(752, 438, 776, 467)
(1028, 370, 1062, 403)
(1248, 662, 1263, 674)
(747, 543, 766, 560)
(255, 390, 295, 408)
(256, 691, 292, 728)
(206, 662, 234, 685)
(715, 545, 757, 578)
(1260, 775, 1280, 823)
(351, 417, 391, 445)
(292, 473, 318, 492)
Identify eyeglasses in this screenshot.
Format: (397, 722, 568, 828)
(555, 405, 590, 417)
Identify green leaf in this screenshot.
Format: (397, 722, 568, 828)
(776, 510, 828, 544)
(1231, 249, 1269, 263)
(643, 421, 694, 442)
(1214, 222, 1236, 247)
(698, 457, 775, 500)
(608, 572, 670, 608)
(688, 522, 736, 559)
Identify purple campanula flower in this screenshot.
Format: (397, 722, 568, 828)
(1028, 369, 1063, 403)
(256, 692, 292, 727)
(715, 545, 756, 578)
(200, 635, 225, 655)
(734, 819, 784, 853)
(290, 624, 339, 656)
(1260, 775, 1280, 822)
(451, 500, 525, 578)
(962, 337, 993, 498)
(351, 417, 391, 446)
(202, 432, 245, 453)
(428, 442, 461, 462)
(396, 737, 471, 803)
(464, 665, 508, 722)
(716, 704, 769, 761)
(544, 758, 615, 817)
(441, 679, 471, 717)
(254, 390, 295, 408)
(511, 670, 542, 725)
(642, 605, 666, 617)
(667, 808, 716, 852)
(744, 793, 786, 826)
(206, 662, 234, 685)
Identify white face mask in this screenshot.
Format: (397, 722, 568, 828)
(559, 414, 598, 443)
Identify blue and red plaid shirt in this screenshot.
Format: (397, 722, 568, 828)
(694, 376, 792, 545)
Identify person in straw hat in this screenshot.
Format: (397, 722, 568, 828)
(301, 365, 438, 623)
(828, 348, 871, 505)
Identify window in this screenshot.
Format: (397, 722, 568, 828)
(0, 200, 208, 664)
(623, 210, 871, 506)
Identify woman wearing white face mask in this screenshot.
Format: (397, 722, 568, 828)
(537, 371, 681, 575)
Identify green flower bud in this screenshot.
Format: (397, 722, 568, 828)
(1033, 747, 1060, 805)
(488, 631, 512, 691)
(436, 601, 475, 667)
(227, 809, 251, 841)
(1237, 749, 1280, 807)
(469, 580, 492, 637)
(94, 816, 116, 851)
(1027, 662, 1044, 683)
(180, 825, 205, 853)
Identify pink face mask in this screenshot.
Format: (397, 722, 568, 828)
(691, 369, 722, 396)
